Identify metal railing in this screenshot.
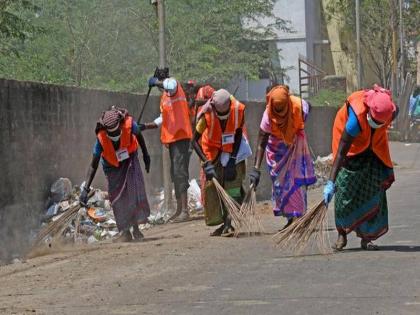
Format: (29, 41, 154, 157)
(298, 54, 326, 99)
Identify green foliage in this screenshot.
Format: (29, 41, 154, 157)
(0, 0, 41, 56)
(307, 89, 347, 108)
(325, 0, 419, 88)
(0, 0, 290, 92)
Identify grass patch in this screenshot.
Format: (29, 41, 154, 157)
(307, 89, 347, 108)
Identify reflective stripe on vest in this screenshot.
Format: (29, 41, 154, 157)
(97, 116, 139, 167)
(332, 90, 393, 168)
(202, 98, 245, 161)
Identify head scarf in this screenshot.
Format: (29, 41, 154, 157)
(211, 89, 231, 113)
(95, 106, 128, 134)
(266, 85, 296, 145)
(196, 85, 215, 101)
(364, 84, 396, 123)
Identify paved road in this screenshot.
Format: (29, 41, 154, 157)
(0, 142, 419, 315)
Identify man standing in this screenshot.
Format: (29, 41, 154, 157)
(141, 77, 192, 222)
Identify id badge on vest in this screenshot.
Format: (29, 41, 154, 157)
(222, 133, 234, 145)
(116, 148, 130, 162)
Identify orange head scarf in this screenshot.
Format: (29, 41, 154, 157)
(266, 85, 296, 145)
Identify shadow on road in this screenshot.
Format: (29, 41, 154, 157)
(344, 245, 420, 253)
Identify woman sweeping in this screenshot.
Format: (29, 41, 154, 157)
(250, 85, 316, 229)
(324, 85, 397, 250)
(80, 107, 151, 242)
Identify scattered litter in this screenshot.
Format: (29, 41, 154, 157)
(37, 177, 204, 245)
(50, 178, 72, 203)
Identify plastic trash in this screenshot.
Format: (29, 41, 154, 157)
(46, 203, 60, 217)
(50, 178, 72, 203)
(87, 235, 98, 244)
(87, 207, 107, 222)
(88, 190, 106, 208)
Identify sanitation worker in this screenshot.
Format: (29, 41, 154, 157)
(141, 77, 193, 222)
(80, 107, 151, 242)
(192, 89, 251, 237)
(324, 85, 397, 251)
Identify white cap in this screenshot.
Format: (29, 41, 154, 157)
(163, 78, 177, 95)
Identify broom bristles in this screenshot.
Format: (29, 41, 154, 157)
(31, 190, 95, 249)
(273, 199, 332, 255)
(238, 186, 265, 236)
(211, 178, 243, 230)
(211, 179, 264, 236)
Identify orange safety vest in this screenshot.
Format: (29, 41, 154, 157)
(160, 84, 193, 144)
(332, 90, 393, 168)
(97, 116, 138, 167)
(201, 97, 246, 161)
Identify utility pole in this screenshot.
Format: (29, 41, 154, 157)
(355, 0, 362, 89)
(158, 0, 166, 68)
(399, 0, 405, 87)
(157, 0, 172, 212)
(390, 0, 398, 96)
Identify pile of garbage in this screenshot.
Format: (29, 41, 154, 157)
(311, 154, 333, 189)
(41, 178, 203, 244)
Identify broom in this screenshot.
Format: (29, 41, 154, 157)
(272, 199, 331, 255)
(237, 184, 264, 236)
(211, 178, 244, 231)
(31, 190, 95, 249)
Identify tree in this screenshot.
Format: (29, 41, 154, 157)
(0, 0, 40, 56)
(325, 0, 419, 88)
(0, 0, 290, 92)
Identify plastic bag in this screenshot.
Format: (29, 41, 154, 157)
(50, 178, 72, 203)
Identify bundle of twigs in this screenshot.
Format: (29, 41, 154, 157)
(272, 199, 331, 255)
(238, 185, 264, 236)
(211, 178, 243, 229)
(31, 190, 95, 249)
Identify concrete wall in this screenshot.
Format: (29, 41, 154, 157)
(0, 79, 337, 258)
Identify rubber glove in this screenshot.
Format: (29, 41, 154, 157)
(249, 168, 261, 188)
(224, 157, 237, 181)
(203, 161, 217, 181)
(143, 154, 151, 173)
(79, 187, 90, 207)
(148, 77, 159, 87)
(323, 180, 335, 206)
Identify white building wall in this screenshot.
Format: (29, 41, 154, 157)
(272, 0, 308, 93)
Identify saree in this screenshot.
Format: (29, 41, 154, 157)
(104, 152, 150, 231)
(266, 130, 316, 218)
(335, 150, 395, 240)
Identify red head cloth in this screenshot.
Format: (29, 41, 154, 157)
(364, 84, 396, 123)
(196, 85, 215, 101)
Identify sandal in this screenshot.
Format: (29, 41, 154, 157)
(361, 240, 379, 250)
(332, 234, 347, 251)
(210, 225, 225, 237)
(221, 225, 235, 237)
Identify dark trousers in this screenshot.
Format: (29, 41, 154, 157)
(168, 139, 191, 199)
